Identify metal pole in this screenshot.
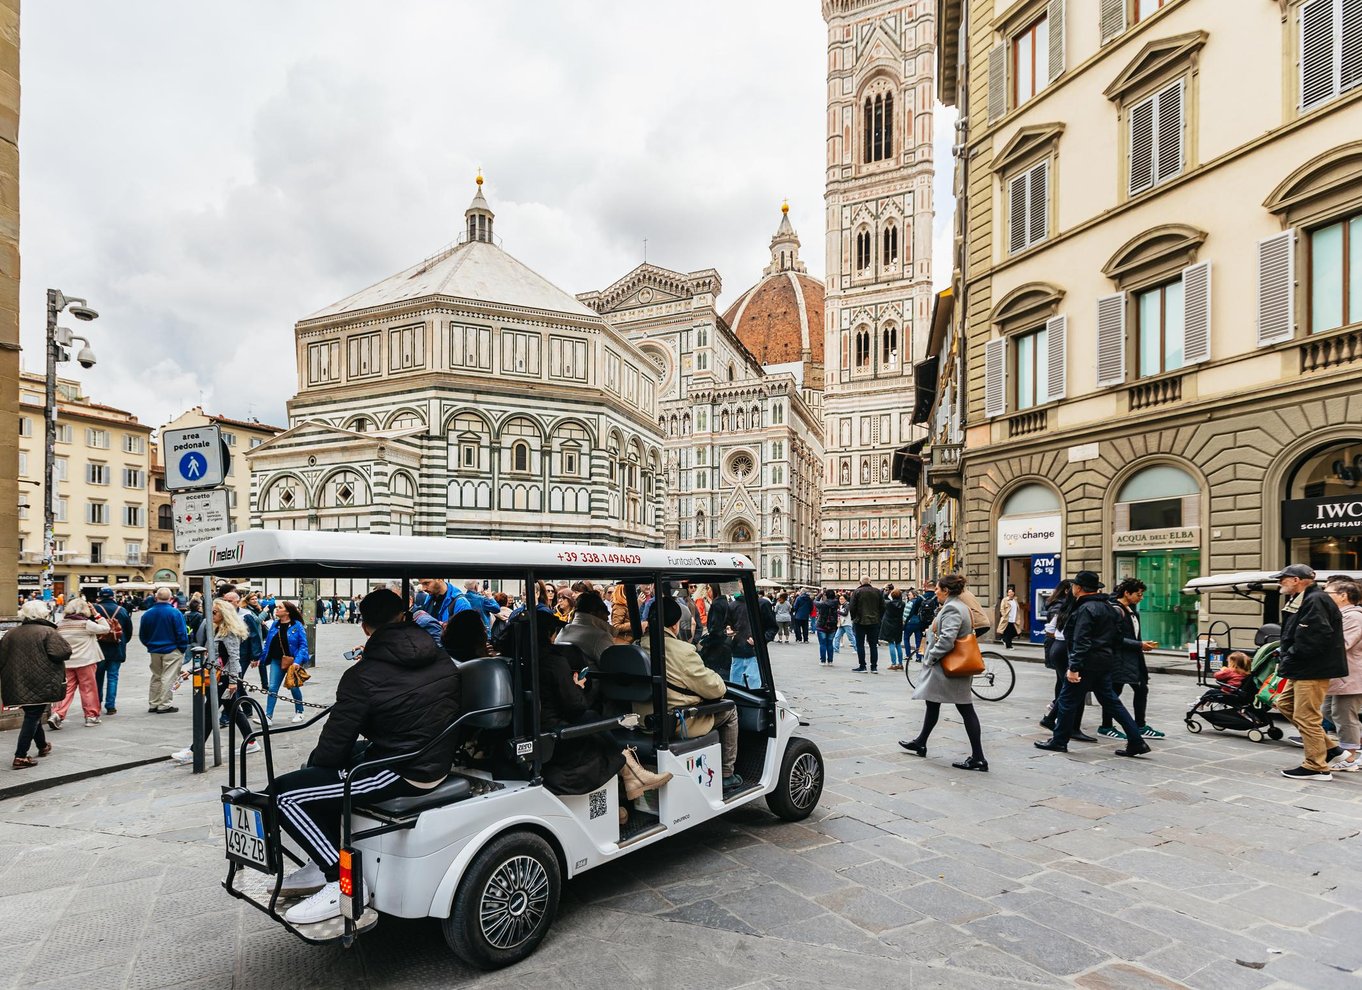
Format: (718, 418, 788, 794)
(41, 290, 58, 603)
(206, 576, 221, 768)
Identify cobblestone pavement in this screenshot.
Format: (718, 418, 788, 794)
(0, 628, 1357, 989)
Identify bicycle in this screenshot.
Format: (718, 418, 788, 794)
(903, 649, 1016, 701)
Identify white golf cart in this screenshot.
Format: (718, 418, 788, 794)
(184, 530, 824, 970)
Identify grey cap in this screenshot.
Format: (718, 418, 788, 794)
(1271, 564, 1316, 580)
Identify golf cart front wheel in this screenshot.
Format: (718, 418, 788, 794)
(767, 737, 824, 821)
(443, 830, 561, 970)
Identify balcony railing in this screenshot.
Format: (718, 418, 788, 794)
(1301, 326, 1362, 374)
(1006, 409, 1048, 438)
(1128, 373, 1185, 411)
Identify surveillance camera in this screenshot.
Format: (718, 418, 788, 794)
(68, 305, 99, 322)
(75, 345, 97, 369)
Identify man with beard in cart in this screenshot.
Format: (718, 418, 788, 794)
(271, 589, 461, 923)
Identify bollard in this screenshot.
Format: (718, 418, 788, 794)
(190, 645, 208, 773)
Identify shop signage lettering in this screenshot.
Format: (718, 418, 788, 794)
(1112, 527, 1201, 550)
(1283, 495, 1362, 539)
(996, 514, 1062, 556)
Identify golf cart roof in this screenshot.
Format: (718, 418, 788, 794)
(1182, 570, 1362, 594)
(183, 530, 756, 580)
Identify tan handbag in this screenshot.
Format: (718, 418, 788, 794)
(941, 632, 985, 678)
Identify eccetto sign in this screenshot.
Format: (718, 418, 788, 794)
(996, 514, 1062, 556)
(1282, 495, 1362, 540)
(1112, 526, 1200, 550)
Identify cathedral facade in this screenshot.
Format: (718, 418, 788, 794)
(820, 0, 934, 586)
(247, 180, 666, 594)
(579, 207, 825, 586)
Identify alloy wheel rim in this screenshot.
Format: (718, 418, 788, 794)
(479, 855, 550, 950)
(788, 752, 822, 809)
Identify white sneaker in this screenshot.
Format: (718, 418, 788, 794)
(243, 740, 261, 756)
(279, 860, 326, 898)
(1329, 756, 1361, 772)
(284, 880, 365, 925)
(170, 747, 194, 765)
(291, 713, 305, 724)
(84, 716, 101, 726)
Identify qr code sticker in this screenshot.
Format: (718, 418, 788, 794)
(588, 788, 608, 820)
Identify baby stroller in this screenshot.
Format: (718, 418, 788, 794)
(1184, 640, 1285, 743)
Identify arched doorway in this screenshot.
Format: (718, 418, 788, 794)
(1284, 439, 1362, 571)
(1111, 464, 1202, 650)
(995, 483, 1062, 644)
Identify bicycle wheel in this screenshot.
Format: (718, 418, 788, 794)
(904, 660, 918, 689)
(971, 651, 1015, 701)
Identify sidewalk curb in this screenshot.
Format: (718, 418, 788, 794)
(0, 755, 172, 803)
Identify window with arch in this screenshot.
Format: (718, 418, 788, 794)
(882, 325, 898, 366)
(855, 329, 872, 369)
(772, 465, 784, 485)
(863, 90, 894, 163)
(1116, 464, 1199, 531)
(855, 229, 873, 272)
(772, 558, 784, 579)
(349, 417, 370, 433)
(772, 403, 784, 425)
(727, 363, 736, 382)
(512, 441, 530, 473)
(772, 440, 785, 459)
(882, 223, 899, 267)
(156, 504, 173, 529)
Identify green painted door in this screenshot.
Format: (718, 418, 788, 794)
(1114, 549, 1200, 650)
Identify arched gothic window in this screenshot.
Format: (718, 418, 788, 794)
(863, 97, 874, 163)
(863, 89, 895, 163)
(512, 440, 529, 473)
(882, 325, 898, 365)
(855, 229, 872, 272)
(855, 329, 871, 369)
(882, 224, 898, 266)
(727, 363, 736, 382)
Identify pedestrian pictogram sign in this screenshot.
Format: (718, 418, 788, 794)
(173, 488, 232, 551)
(163, 426, 228, 491)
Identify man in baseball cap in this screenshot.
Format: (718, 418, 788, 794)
(1272, 564, 1347, 781)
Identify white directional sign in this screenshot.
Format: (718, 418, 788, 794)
(163, 425, 227, 491)
(173, 488, 232, 552)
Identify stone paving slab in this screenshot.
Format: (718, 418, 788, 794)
(0, 632, 1356, 988)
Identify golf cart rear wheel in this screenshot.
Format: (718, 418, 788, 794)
(1185, 719, 1202, 733)
(767, 737, 824, 821)
(443, 830, 561, 970)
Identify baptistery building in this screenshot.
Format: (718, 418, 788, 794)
(248, 179, 667, 573)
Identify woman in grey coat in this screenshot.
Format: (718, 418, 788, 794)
(898, 574, 988, 771)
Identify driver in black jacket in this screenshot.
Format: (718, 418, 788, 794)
(271, 589, 461, 924)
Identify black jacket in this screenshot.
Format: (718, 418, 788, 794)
(880, 598, 905, 641)
(1278, 584, 1348, 681)
(1110, 600, 1149, 685)
(308, 621, 461, 784)
(537, 643, 622, 796)
(1042, 595, 1071, 670)
(1064, 594, 1123, 675)
(0, 619, 70, 706)
(849, 584, 884, 626)
(814, 596, 840, 632)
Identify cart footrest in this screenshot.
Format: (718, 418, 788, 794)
(230, 867, 379, 944)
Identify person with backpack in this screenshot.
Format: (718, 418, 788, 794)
(903, 581, 937, 663)
(814, 589, 840, 665)
(92, 586, 131, 716)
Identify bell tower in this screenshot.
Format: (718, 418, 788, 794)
(820, 0, 934, 586)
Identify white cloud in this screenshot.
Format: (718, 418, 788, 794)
(20, 2, 954, 428)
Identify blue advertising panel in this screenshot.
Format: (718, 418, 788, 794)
(1029, 554, 1061, 644)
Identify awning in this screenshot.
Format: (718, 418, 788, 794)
(891, 438, 928, 487)
(911, 359, 938, 424)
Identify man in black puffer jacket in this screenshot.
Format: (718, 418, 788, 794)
(1273, 565, 1347, 780)
(272, 589, 461, 924)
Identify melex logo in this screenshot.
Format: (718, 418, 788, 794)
(209, 541, 245, 566)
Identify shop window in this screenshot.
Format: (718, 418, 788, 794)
(1308, 210, 1362, 333)
(1001, 484, 1060, 517)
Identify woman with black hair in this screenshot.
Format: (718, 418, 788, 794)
(263, 600, 310, 723)
(442, 609, 493, 662)
(898, 574, 988, 771)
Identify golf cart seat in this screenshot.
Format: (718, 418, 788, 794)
(596, 644, 732, 762)
(360, 656, 512, 817)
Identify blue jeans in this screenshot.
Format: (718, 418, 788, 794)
(887, 641, 903, 665)
(95, 659, 121, 711)
(906, 628, 925, 659)
(729, 655, 762, 689)
(816, 629, 836, 662)
(266, 661, 304, 718)
(833, 626, 854, 651)
(1051, 670, 1139, 746)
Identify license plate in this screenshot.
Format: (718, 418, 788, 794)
(224, 802, 271, 872)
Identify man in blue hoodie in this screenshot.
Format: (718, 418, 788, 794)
(138, 588, 189, 713)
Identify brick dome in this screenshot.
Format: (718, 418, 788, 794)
(721, 205, 825, 380)
(722, 271, 826, 367)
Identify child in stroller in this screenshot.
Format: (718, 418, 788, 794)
(1185, 645, 1285, 743)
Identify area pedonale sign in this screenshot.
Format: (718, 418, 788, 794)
(1282, 494, 1362, 540)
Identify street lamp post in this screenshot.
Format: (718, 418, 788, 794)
(41, 289, 98, 602)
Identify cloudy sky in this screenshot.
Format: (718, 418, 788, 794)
(20, 1, 953, 429)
